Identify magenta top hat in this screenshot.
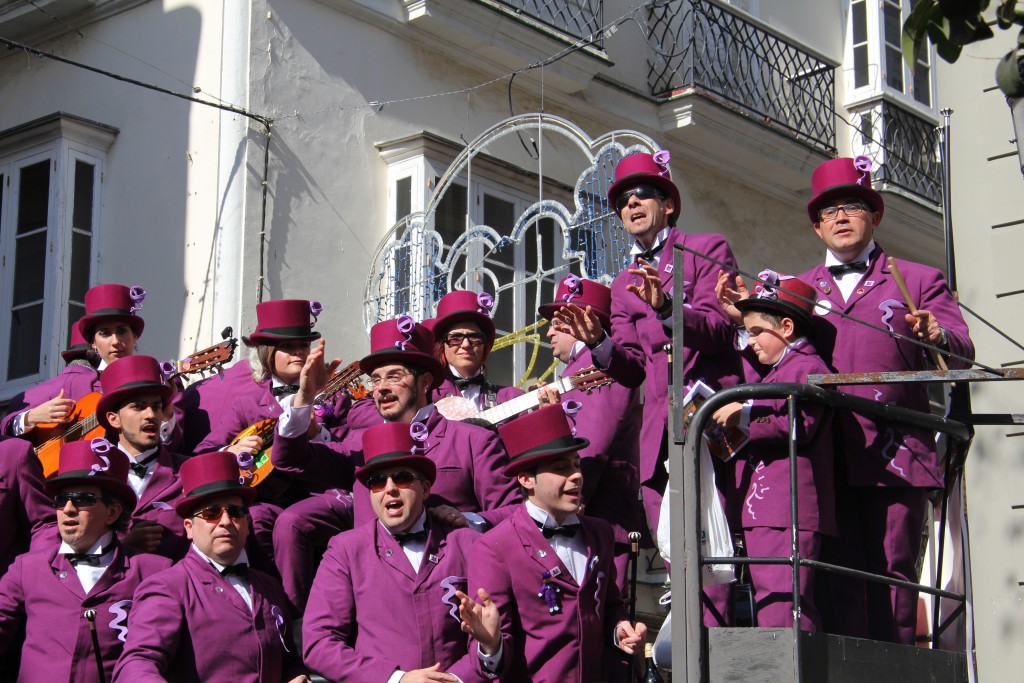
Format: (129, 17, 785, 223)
(606, 151, 681, 226)
(96, 355, 175, 429)
(735, 270, 817, 336)
(538, 275, 612, 331)
(360, 316, 446, 389)
(355, 421, 437, 485)
(61, 319, 90, 363)
(499, 404, 590, 477)
(46, 438, 137, 512)
(175, 450, 257, 517)
(78, 284, 146, 340)
(242, 299, 323, 347)
(806, 156, 884, 222)
(426, 290, 497, 344)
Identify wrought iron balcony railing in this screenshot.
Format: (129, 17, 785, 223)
(494, 0, 604, 46)
(646, 0, 836, 154)
(876, 100, 942, 204)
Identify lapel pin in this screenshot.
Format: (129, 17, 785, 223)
(428, 554, 439, 564)
(385, 548, 393, 557)
(215, 586, 224, 593)
(539, 569, 563, 614)
(59, 570, 68, 579)
(664, 263, 673, 274)
(537, 549, 547, 558)
(856, 288, 865, 295)
(865, 280, 875, 287)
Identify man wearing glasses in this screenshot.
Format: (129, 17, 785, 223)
(115, 450, 309, 682)
(303, 421, 483, 682)
(0, 439, 171, 683)
(795, 157, 973, 645)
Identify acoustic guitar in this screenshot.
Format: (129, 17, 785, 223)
(32, 339, 237, 478)
(433, 366, 613, 425)
(234, 360, 366, 503)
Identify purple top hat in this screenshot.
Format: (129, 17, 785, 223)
(78, 284, 146, 340)
(606, 151, 681, 226)
(425, 290, 497, 344)
(242, 299, 323, 347)
(735, 271, 817, 336)
(46, 438, 137, 512)
(61, 319, 90, 363)
(498, 404, 589, 477)
(96, 355, 175, 429)
(806, 156, 885, 223)
(174, 450, 257, 517)
(359, 316, 446, 389)
(354, 421, 437, 485)
(538, 275, 612, 331)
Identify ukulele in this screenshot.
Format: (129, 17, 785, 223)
(433, 366, 613, 425)
(32, 339, 238, 478)
(234, 360, 366, 502)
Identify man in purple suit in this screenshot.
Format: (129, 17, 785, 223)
(0, 438, 55, 578)
(426, 290, 524, 412)
(114, 450, 308, 683)
(712, 274, 836, 630)
(797, 157, 974, 644)
(269, 318, 520, 613)
(553, 151, 742, 540)
(0, 439, 172, 683)
(303, 421, 485, 682)
(538, 275, 646, 593)
(97, 355, 190, 560)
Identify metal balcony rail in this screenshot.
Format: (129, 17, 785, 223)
(877, 100, 943, 204)
(646, 0, 836, 154)
(674, 381, 973, 682)
(493, 0, 604, 46)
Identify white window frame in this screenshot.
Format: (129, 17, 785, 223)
(843, 0, 936, 116)
(0, 114, 115, 398)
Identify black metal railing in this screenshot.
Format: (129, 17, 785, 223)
(877, 100, 942, 204)
(646, 0, 835, 154)
(495, 0, 604, 46)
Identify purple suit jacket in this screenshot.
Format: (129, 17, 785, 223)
(1, 364, 101, 436)
(274, 410, 520, 527)
(178, 361, 253, 454)
(113, 549, 302, 683)
(736, 341, 836, 534)
(120, 447, 189, 560)
(432, 378, 525, 410)
(468, 505, 627, 682)
(303, 519, 484, 682)
(0, 438, 56, 576)
(196, 376, 352, 453)
(561, 348, 645, 545)
(800, 246, 974, 488)
(0, 541, 172, 683)
(600, 229, 743, 483)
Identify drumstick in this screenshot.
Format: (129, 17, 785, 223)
(887, 257, 948, 371)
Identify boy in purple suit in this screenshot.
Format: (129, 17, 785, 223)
(552, 151, 743, 541)
(114, 450, 309, 683)
(303, 421, 485, 682)
(0, 439, 172, 683)
(426, 290, 524, 412)
(538, 275, 646, 593)
(459, 404, 647, 682)
(799, 157, 973, 644)
(713, 273, 836, 630)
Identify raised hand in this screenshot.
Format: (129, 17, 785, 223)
(457, 587, 501, 655)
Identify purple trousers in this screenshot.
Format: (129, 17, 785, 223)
(272, 489, 353, 614)
(744, 527, 822, 630)
(819, 486, 929, 644)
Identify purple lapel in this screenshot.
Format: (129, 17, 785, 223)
(49, 549, 88, 601)
(512, 507, 578, 589)
(374, 522, 418, 582)
(135, 449, 181, 512)
(187, 550, 253, 618)
(657, 228, 684, 296)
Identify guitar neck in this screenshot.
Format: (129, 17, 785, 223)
(475, 375, 575, 425)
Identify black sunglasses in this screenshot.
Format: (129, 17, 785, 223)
(614, 185, 666, 211)
(53, 491, 107, 509)
(365, 470, 424, 494)
(192, 504, 250, 521)
(444, 332, 487, 348)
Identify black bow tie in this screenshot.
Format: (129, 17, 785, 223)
(66, 553, 102, 567)
(129, 454, 157, 478)
(272, 384, 299, 398)
(536, 521, 580, 539)
(220, 562, 249, 578)
(393, 529, 429, 546)
(828, 261, 868, 276)
(636, 241, 665, 263)
(454, 374, 486, 390)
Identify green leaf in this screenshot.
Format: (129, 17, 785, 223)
(903, 0, 940, 69)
